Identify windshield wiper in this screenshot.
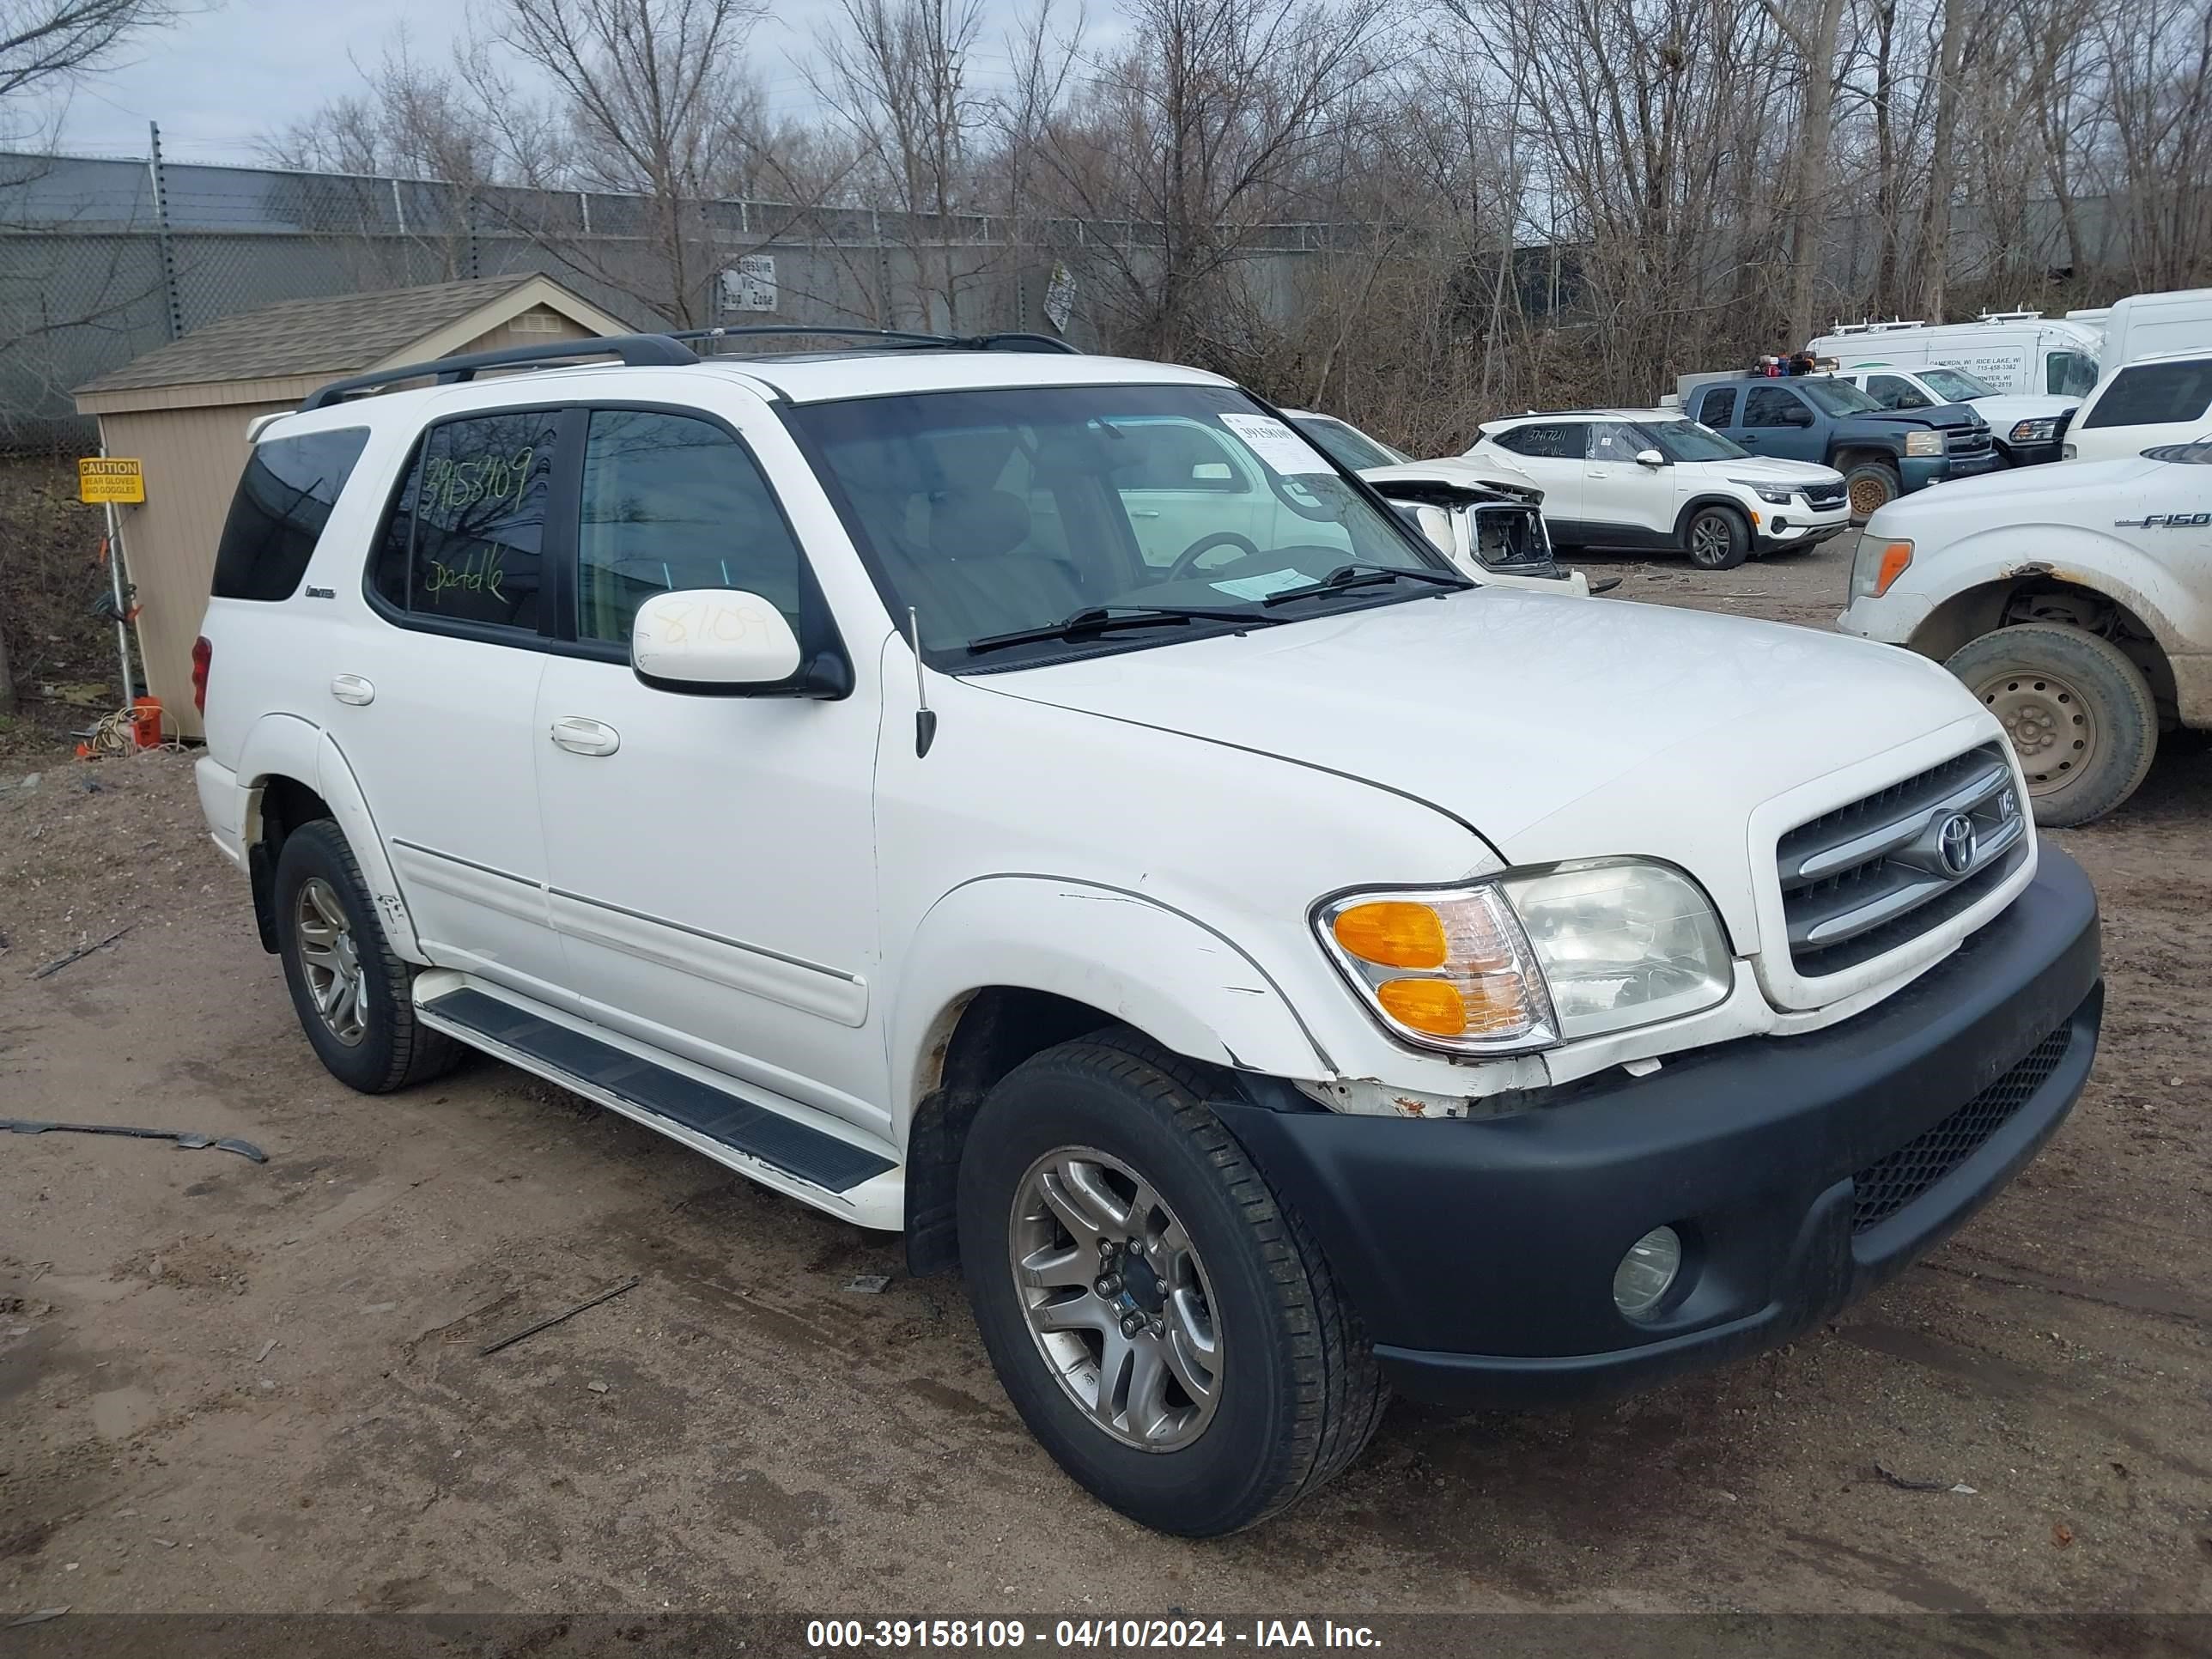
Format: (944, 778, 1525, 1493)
(1260, 562, 1468, 606)
(964, 604, 1279, 656)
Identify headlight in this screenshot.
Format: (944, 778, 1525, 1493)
(1849, 534, 1912, 599)
(1316, 860, 1732, 1054)
(2009, 417, 2060, 443)
(1905, 431, 1943, 457)
(1729, 478, 1796, 506)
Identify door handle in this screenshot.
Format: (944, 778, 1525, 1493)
(1128, 507, 1161, 518)
(330, 674, 374, 706)
(550, 716, 621, 757)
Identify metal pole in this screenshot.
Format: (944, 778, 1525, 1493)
(148, 121, 183, 341)
(98, 433, 134, 705)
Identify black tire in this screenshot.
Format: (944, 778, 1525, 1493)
(1842, 459, 1902, 521)
(273, 819, 464, 1093)
(1945, 624, 2159, 827)
(957, 1032, 1386, 1536)
(1682, 505, 1750, 570)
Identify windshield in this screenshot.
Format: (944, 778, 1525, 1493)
(787, 384, 1458, 668)
(1920, 366, 1996, 401)
(1293, 415, 1409, 471)
(1645, 419, 1747, 461)
(1798, 378, 1884, 415)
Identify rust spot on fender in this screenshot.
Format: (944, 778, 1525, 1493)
(1394, 1096, 1427, 1117)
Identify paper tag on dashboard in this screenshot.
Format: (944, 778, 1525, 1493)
(1209, 568, 1310, 600)
(1218, 413, 1334, 476)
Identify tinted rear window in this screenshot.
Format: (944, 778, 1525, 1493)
(2082, 360, 2212, 428)
(211, 428, 371, 600)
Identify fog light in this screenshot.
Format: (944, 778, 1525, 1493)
(1613, 1226, 1682, 1318)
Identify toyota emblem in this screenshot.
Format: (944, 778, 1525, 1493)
(1937, 811, 1978, 876)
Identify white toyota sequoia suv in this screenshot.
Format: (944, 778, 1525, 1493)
(194, 331, 2104, 1536)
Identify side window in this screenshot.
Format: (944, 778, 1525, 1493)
(1109, 419, 1249, 493)
(1495, 422, 1580, 459)
(371, 410, 558, 634)
(2048, 350, 2098, 398)
(1743, 386, 1806, 428)
(2081, 361, 2212, 428)
(1585, 421, 1644, 463)
(212, 427, 370, 600)
(576, 410, 805, 645)
(1868, 374, 1931, 410)
(1694, 387, 1737, 427)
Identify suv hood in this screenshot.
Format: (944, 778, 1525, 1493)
(1362, 455, 1543, 503)
(1872, 451, 2165, 522)
(1968, 392, 2076, 426)
(1700, 455, 1843, 484)
(981, 590, 1979, 942)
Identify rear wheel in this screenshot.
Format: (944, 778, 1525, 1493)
(1683, 505, 1749, 570)
(274, 820, 463, 1093)
(1843, 460, 1901, 520)
(1946, 624, 2158, 827)
(957, 1032, 1386, 1535)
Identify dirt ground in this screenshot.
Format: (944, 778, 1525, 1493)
(2, 544, 2208, 1620)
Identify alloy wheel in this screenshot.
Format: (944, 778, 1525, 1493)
(1007, 1146, 1222, 1451)
(1688, 514, 1734, 567)
(295, 876, 368, 1046)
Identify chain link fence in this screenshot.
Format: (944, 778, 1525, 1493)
(0, 150, 1375, 449)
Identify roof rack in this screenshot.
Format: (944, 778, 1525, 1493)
(301, 333, 700, 410)
(1977, 308, 2045, 323)
(1827, 318, 1929, 334)
(298, 323, 1083, 411)
(667, 324, 1081, 355)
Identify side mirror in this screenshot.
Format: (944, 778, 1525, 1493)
(1634, 447, 1667, 468)
(631, 589, 801, 690)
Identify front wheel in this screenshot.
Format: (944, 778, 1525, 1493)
(1946, 623, 2159, 827)
(957, 1033, 1386, 1535)
(1843, 460, 1901, 520)
(1683, 506, 1749, 570)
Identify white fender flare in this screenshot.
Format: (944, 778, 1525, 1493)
(235, 714, 426, 963)
(890, 875, 1333, 1113)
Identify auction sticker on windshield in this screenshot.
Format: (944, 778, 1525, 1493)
(1209, 568, 1310, 600)
(1218, 413, 1332, 475)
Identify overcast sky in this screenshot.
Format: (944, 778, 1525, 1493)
(34, 0, 1057, 166)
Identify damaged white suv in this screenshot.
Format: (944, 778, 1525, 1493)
(193, 330, 2103, 1536)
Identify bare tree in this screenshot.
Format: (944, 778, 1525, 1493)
(480, 0, 769, 324)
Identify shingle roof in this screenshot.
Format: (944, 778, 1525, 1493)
(75, 275, 544, 395)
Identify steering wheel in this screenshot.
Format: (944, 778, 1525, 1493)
(1165, 532, 1261, 583)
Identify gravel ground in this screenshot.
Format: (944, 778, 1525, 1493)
(2, 541, 2208, 1618)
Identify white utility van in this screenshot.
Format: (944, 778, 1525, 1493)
(1808, 315, 2102, 399)
(2099, 289, 2212, 368)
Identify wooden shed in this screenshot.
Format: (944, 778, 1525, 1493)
(73, 274, 631, 737)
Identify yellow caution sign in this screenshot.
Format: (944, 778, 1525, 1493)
(78, 457, 145, 504)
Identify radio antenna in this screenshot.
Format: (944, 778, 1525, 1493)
(908, 607, 938, 757)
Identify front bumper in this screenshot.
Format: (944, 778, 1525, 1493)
(1215, 848, 2100, 1408)
(1902, 450, 2002, 491)
(1757, 514, 1851, 552)
(1995, 438, 2064, 467)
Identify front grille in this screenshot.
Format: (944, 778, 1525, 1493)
(1804, 482, 1846, 509)
(1776, 743, 2027, 977)
(1850, 1026, 2072, 1231)
(1948, 428, 1994, 456)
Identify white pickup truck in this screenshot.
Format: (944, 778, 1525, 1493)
(1841, 441, 2212, 823)
(193, 328, 2103, 1535)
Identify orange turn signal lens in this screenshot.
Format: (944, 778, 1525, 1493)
(1376, 978, 1468, 1036)
(1874, 540, 1912, 596)
(1332, 902, 1448, 970)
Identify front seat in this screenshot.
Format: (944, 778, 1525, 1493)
(926, 489, 1085, 638)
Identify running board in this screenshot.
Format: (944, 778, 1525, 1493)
(413, 975, 902, 1229)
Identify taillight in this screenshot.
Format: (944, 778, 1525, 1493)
(191, 635, 212, 714)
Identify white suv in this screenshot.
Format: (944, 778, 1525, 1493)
(1468, 410, 1851, 568)
(193, 330, 2103, 1536)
